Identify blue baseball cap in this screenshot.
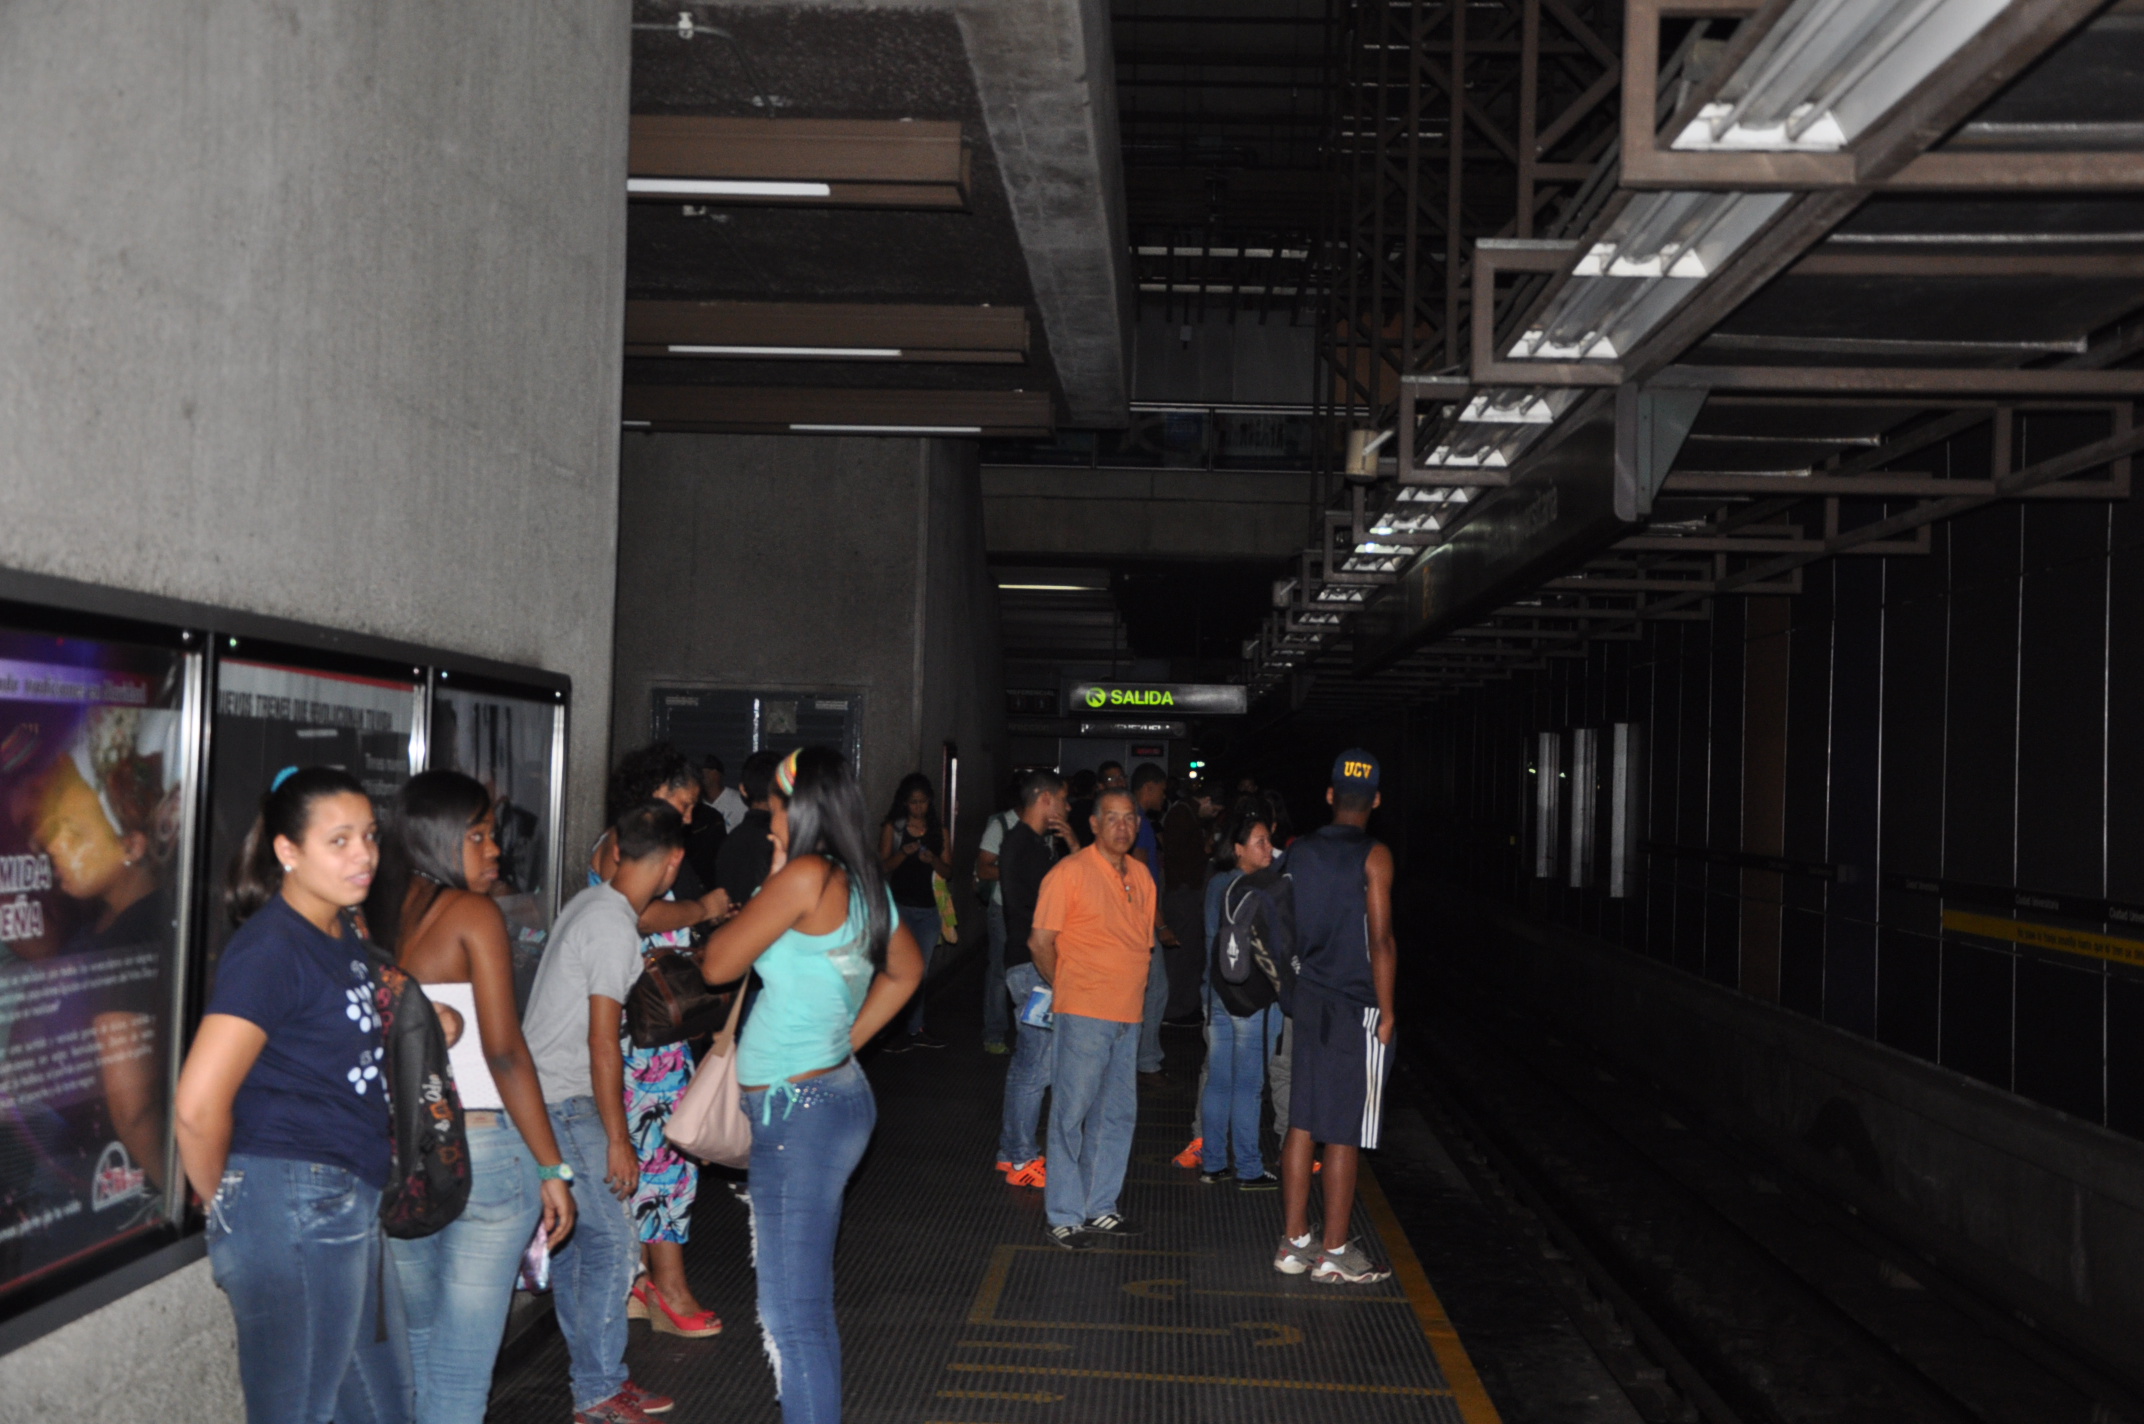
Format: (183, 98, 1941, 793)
(1332, 749, 1380, 791)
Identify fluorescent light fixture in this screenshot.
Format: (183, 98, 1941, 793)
(790, 423, 985, 434)
(667, 345, 903, 359)
(997, 583, 1097, 591)
(622, 419, 652, 427)
(627, 178, 833, 198)
(1508, 192, 1790, 362)
(1672, 0, 2008, 153)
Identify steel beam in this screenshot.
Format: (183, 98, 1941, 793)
(624, 301, 1029, 364)
(627, 116, 970, 209)
(621, 385, 1052, 437)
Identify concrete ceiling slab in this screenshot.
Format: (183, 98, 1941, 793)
(635, 0, 1130, 426)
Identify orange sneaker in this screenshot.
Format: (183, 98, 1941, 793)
(1172, 1137, 1204, 1169)
(994, 1159, 1015, 1173)
(1006, 1158, 1047, 1188)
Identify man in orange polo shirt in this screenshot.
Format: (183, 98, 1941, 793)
(1030, 787, 1156, 1249)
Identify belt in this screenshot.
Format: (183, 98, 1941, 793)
(464, 1109, 507, 1128)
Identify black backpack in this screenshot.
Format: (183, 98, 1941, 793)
(350, 913, 470, 1239)
(1217, 879, 1282, 990)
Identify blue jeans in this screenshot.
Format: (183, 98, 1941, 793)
(1045, 1013, 1140, 1229)
(1138, 943, 1169, 1072)
(982, 901, 1010, 1044)
(898, 904, 940, 1036)
(996, 962, 1054, 1163)
(389, 1120, 542, 1424)
(744, 1057, 877, 1424)
(547, 1097, 637, 1411)
(1201, 1005, 1280, 1177)
(206, 1154, 413, 1424)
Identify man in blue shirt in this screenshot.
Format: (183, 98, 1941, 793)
(1275, 751, 1397, 1286)
(1129, 763, 1171, 1075)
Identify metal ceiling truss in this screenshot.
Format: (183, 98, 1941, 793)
(1250, 0, 2144, 708)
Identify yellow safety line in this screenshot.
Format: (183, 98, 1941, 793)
(958, 1340, 1072, 1351)
(966, 1243, 1205, 1327)
(947, 1361, 1451, 1396)
(934, 1388, 1065, 1403)
(1358, 1161, 1507, 1424)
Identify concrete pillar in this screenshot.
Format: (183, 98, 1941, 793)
(0, 1, 632, 1412)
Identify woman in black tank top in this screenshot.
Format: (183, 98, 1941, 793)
(878, 774, 947, 1046)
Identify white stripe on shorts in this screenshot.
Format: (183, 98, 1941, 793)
(1360, 1005, 1386, 1149)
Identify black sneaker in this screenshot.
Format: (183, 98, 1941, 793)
(1046, 1223, 1092, 1251)
(911, 1033, 947, 1049)
(1198, 1168, 1232, 1184)
(1237, 1170, 1280, 1192)
(1083, 1212, 1144, 1237)
(880, 1036, 915, 1054)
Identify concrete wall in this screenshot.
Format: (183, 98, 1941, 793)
(612, 433, 1008, 891)
(1459, 902, 2144, 1386)
(0, 0, 631, 1414)
(982, 467, 1315, 560)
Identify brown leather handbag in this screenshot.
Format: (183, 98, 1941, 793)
(625, 949, 740, 1049)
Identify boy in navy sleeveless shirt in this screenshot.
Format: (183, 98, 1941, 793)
(1275, 750, 1397, 1285)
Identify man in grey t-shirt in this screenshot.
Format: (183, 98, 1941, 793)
(524, 881, 644, 1103)
(523, 801, 694, 1419)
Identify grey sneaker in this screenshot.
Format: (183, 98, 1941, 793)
(1274, 1232, 1317, 1275)
(1311, 1240, 1393, 1285)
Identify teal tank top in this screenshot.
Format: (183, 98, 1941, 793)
(736, 880, 892, 1104)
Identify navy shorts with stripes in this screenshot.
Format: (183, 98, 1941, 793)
(1285, 979, 1390, 1150)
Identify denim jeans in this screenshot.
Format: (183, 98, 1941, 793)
(388, 1120, 542, 1424)
(547, 1096, 638, 1411)
(898, 904, 940, 1036)
(982, 900, 1010, 1044)
(1045, 1013, 1140, 1229)
(743, 1057, 877, 1424)
(1269, 1015, 1294, 1152)
(1137, 944, 1168, 1073)
(206, 1153, 413, 1424)
(1201, 1004, 1279, 1177)
(996, 962, 1054, 1163)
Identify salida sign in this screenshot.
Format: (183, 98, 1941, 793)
(1063, 682, 1248, 716)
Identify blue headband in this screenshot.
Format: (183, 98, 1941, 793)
(270, 765, 300, 793)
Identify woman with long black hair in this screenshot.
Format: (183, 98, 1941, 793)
(368, 771, 576, 1424)
(876, 771, 945, 1049)
(175, 767, 410, 1424)
(699, 747, 925, 1424)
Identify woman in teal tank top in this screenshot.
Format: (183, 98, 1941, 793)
(697, 748, 925, 1424)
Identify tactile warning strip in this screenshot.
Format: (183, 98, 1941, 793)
(487, 962, 1481, 1423)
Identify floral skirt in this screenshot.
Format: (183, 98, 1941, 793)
(625, 1039, 698, 1244)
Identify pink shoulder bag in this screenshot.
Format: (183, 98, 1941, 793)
(663, 987, 752, 1168)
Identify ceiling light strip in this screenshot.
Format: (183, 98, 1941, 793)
(666, 345, 904, 359)
(627, 178, 834, 198)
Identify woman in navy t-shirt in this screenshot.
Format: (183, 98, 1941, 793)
(175, 767, 411, 1424)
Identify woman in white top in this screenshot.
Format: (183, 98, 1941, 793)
(368, 772, 577, 1424)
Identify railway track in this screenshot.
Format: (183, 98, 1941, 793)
(1399, 1002, 2144, 1424)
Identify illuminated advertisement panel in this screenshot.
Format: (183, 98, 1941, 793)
(0, 631, 191, 1303)
(431, 679, 561, 944)
(204, 658, 423, 973)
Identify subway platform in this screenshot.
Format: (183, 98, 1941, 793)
(484, 951, 1632, 1424)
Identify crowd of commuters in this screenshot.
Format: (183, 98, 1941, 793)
(985, 750, 1396, 1284)
(173, 734, 1398, 1424)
